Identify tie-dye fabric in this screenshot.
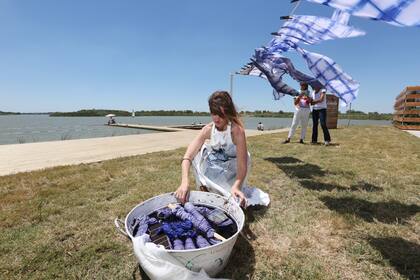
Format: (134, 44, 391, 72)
(305, 0, 420, 27)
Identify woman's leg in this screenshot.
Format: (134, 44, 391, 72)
(287, 110, 300, 139)
(312, 110, 319, 143)
(319, 109, 331, 142)
(300, 108, 311, 140)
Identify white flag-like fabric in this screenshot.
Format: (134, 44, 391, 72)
(272, 15, 366, 45)
(331, 9, 351, 25)
(305, 0, 420, 27)
(264, 38, 293, 55)
(240, 11, 364, 103)
(293, 44, 359, 105)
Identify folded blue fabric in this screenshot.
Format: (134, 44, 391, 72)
(160, 220, 196, 240)
(184, 237, 196, 249)
(131, 216, 158, 237)
(173, 238, 185, 250)
(172, 203, 215, 239)
(196, 235, 211, 248)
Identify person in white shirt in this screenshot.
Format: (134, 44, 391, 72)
(283, 82, 312, 144)
(310, 85, 331, 145)
(257, 122, 264, 131)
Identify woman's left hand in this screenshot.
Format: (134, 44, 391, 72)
(231, 188, 247, 208)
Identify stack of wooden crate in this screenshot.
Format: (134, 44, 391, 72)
(326, 94, 339, 129)
(393, 86, 420, 130)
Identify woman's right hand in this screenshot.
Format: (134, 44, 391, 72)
(175, 184, 189, 204)
(231, 188, 247, 208)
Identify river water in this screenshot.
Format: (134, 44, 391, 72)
(0, 115, 390, 145)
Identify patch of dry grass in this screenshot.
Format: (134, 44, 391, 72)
(0, 126, 419, 279)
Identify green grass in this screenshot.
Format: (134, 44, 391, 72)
(0, 126, 419, 279)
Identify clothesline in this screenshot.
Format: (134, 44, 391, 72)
(238, 0, 362, 106)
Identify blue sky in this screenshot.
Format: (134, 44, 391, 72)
(0, 0, 419, 113)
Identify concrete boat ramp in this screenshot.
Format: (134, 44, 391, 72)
(0, 126, 288, 176)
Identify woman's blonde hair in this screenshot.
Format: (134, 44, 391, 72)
(208, 91, 243, 127)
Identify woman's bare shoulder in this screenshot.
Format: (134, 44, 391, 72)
(203, 122, 213, 131)
(199, 123, 213, 138)
(231, 123, 245, 138)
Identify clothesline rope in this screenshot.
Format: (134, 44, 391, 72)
(290, 0, 302, 16)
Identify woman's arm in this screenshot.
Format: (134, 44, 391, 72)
(231, 124, 247, 207)
(175, 124, 211, 203)
(294, 96, 300, 106)
(312, 92, 325, 104)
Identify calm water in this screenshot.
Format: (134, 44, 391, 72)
(0, 115, 390, 145)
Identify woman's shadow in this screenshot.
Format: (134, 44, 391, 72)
(218, 233, 256, 279)
(218, 205, 267, 278)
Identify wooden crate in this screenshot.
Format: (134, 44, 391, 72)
(326, 94, 339, 129)
(393, 86, 420, 130)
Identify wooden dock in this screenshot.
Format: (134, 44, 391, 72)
(108, 123, 186, 132)
(170, 124, 206, 130)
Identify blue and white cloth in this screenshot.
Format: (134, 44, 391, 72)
(265, 37, 294, 54)
(238, 62, 266, 79)
(331, 9, 351, 25)
(305, 0, 420, 27)
(239, 48, 323, 99)
(292, 44, 359, 106)
(238, 62, 298, 99)
(272, 15, 365, 45)
(251, 56, 300, 98)
(239, 9, 364, 104)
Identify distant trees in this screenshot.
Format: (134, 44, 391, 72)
(135, 110, 209, 116)
(0, 111, 20, 115)
(47, 109, 393, 120)
(49, 109, 210, 117)
(249, 110, 294, 118)
(50, 109, 131, 117)
(340, 110, 392, 120)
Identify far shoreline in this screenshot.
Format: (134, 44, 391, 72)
(1, 109, 394, 121)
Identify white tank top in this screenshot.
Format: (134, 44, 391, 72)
(210, 122, 236, 157)
(311, 89, 327, 110)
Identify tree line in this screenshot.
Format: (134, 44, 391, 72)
(49, 109, 209, 117)
(2, 109, 393, 120)
(50, 109, 393, 120)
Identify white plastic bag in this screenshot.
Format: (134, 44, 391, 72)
(132, 235, 230, 280)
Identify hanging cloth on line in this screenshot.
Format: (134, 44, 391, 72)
(331, 9, 351, 25)
(304, 0, 420, 27)
(245, 47, 322, 99)
(272, 14, 365, 45)
(291, 43, 360, 106)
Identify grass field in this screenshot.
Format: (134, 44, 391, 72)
(0, 126, 419, 279)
